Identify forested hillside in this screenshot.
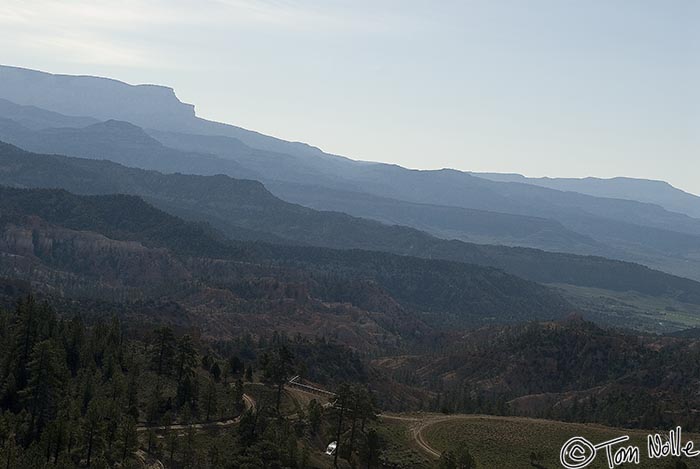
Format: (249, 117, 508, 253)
(0, 296, 382, 468)
(1, 18, 699, 469)
(0, 185, 572, 334)
(2, 142, 699, 311)
(374, 318, 700, 430)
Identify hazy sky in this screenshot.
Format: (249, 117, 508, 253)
(1, 0, 698, 194)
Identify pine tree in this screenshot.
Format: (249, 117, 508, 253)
(125, 367, 140, 418)
(333, 383, 352, 468)
(308, 399, 322, 434)
(228, 356, 244, 378)
(260, 345, 295, 414)
(232, 378, 244, 415)
(175, 335, 198, 388)
(83, 398, 105, 467)
(210, 362, 222, 382)
(118, 415, 138, 463)
(359, 429, 382, 469)
(150, 327, 176, 377)
(21, 339, 68, 437)
(204, 378, 218, 421)
(146, 386, 164, 424)
(1, 432, 18, 469)
(64, 316, 84, 377)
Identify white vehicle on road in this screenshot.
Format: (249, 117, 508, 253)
(325, 441, 337, 456)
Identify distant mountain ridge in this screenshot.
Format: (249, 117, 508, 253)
(0, 116, 609, 255)
(0, 64, 329, 159)
(0, 104, 697, 256)
(1, 111, 698, 281)
(0, 97, 98, 129)
(1, 64, 699, 282)
(2, 141, 700, 316)
(0, 65, 196, 129)
(473, 172, 700, 219)
(0, 117, 260, 180)
(3, 65, 696, 226)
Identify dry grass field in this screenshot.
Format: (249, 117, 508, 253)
(378, 413, 700, 468)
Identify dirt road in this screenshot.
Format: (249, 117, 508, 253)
(380, 413, 489, 459)
(136, 392, 255, 433)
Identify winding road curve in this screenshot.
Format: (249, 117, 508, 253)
(136, 392, 256, 433)
(380, 413, 503, 459)
(379, 414, 445, 458)
(133, 393, 255, 468)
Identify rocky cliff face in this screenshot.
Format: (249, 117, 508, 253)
(0, 217, 191, 293)
(0, 65, 196, 129)
(0, 65, 327, 158)
(0, 215, 420, 349)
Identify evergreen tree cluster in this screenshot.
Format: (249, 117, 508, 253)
(0, 297, 248, 468)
